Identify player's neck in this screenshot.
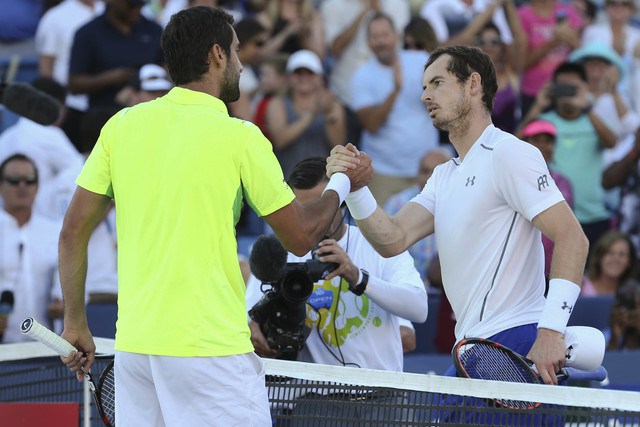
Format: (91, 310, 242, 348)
(449, 115, 492, 161)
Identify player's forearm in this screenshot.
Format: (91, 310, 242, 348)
(58, 232, 90, 328)
(356, 207, 408, 258)
(548, 227, 589, 285)
(365, 278, 428, 323)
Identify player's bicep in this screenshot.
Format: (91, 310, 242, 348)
(531, 200, 578, 243)
(61, 187, 113, 241)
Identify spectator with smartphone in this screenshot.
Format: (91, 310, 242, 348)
(520, 62, 617, 251)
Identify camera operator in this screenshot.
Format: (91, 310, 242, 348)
(246, 157, 427, 422)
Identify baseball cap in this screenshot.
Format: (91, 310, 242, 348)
(138, 64, 172, 92)
(286, 49, 324, 75)
(521, 120, 557, 139)
(569, 42, 626, 78)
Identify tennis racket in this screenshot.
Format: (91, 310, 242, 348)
(20, 317, 115, 426)
(452, 337, 607, 409)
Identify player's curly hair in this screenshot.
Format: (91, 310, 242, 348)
(162, 6, 234, 85)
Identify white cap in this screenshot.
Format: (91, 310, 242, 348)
(286, 49, 323, 75)
(139, 64, 172, 92)
(564, 326, 606, 371)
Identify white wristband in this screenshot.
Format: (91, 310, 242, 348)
(322, 172, 351, 206)
(345, 186, 377, 220)
(537, 278, 581, 333)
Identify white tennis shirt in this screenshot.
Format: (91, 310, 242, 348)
(412, 125, 566, 341)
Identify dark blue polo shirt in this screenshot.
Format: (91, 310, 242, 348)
(69, 11, 163, 107)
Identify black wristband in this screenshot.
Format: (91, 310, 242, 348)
(348, 269, 369, 296)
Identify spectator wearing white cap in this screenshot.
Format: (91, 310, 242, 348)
(266, 49, 346, 179)
(116, 63, 173, 106)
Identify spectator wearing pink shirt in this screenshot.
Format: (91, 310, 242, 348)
(518, 0, 583, 117)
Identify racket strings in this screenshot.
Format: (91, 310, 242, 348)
(98, 366, 116, 424)
(459, 344, 537, 409)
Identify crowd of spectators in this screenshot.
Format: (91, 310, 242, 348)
(1, 0, 640, 359)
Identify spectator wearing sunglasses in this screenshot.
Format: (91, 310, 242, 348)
(0, 78, 83, 210)
(0, 154, 62, 343)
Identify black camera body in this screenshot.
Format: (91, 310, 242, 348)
(249, 255, 337, 360)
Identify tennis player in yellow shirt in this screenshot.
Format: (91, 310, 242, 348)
(57, 6, 370, 426)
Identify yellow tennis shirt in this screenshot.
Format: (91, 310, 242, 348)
(77, 87, 295, 356)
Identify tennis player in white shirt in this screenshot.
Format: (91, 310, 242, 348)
(326, 45, 589, 386)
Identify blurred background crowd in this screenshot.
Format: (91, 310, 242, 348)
(0, 0, 639, 360)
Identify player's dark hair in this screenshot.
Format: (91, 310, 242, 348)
(0, 153, 39, 182)
(287, 157, 329, 189)
(425, 45, 498, 113)
(161, 6, 235, 85)
(553, 61, 587, 83)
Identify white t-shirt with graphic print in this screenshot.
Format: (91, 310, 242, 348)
(245, 225, 424, 372)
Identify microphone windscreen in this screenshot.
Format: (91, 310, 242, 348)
(2, 82, 61, 126)
(249, 234, 288, 284)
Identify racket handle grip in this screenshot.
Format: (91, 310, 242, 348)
(560, 366, 608, 382)
(20, 317, 77, 357)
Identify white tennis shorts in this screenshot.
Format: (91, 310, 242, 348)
(114, 351, 271, 426)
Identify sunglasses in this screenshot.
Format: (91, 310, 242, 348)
(476, 38, 501, 47)
(606, 0, 633, 6)
(2, 176, 38, 186)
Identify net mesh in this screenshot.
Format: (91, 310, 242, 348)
(1, 344, 639, 427)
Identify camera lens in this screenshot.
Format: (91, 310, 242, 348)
(280, 270, 314, 303)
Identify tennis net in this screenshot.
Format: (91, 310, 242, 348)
(1, 341, 639, 426)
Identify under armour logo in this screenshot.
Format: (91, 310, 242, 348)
(566, 345, 574, 360)
(465, 176, 476, 187)
(537, 174, 549, 191)
(561, 302, 573, 313)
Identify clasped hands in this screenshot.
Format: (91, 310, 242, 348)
(326, 143, 373, 192)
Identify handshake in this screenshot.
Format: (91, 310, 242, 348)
(326, 143, 374, 192)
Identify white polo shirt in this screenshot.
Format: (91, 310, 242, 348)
(411, 125, 565, 341)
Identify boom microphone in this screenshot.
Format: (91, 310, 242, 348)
(1, 82, 61, 126)
(249, 234, 288, 284)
